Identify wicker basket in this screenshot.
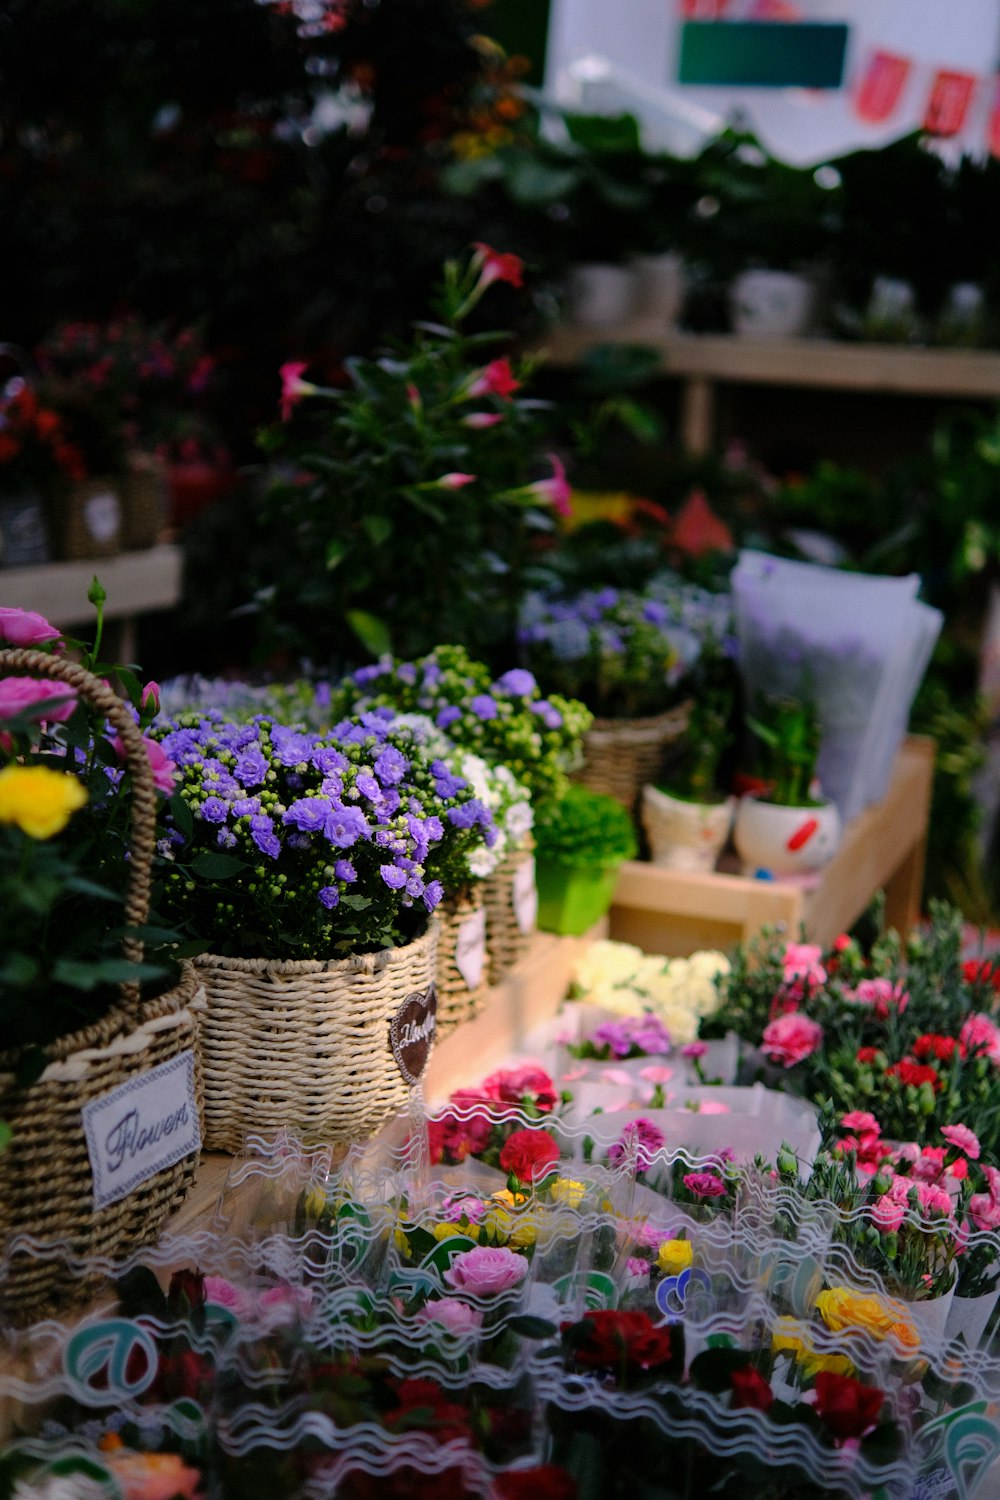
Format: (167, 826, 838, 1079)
(0, 649, 204, 1326)
(481, 836, 536, 987)
(195, 921, 440, 1152)
(52, 476, 124, 560)
(574, 701, 692, 815)
(434, 889, 490, 1039)
(121, 449, 168, 550)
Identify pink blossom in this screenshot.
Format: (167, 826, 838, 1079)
(915, 1181, 954, 1219)
(530, 453, 572, 517)
(600, 1067, 635, 1087)
(681, 1042, 708, 1060)
(892, 1141, 921, 1166)
(560, 1066, 589, 1083)
(845, 977, 909, 1020)
(960, 1012, 1000, 1064)
(607, 1118, 666, 1173)
(639, 1065, 675, 1083)
(626, 1256, 650, 1279)
(257, 1283, 314, 1327)
(761, 1012, 823, 1068)
(0, 676, 77, 724)
(481, 1063, 557, 1112)
(443, 1245, 528, 1297)
(435, 472, 477, 490)
(870, 1195, 906, 1234)
(941, 1123, 981, 1160)
(682, 1172, 727, 1198)
(111, 733, 177, 793)
(203, 1276, 251, 1317)
(0, 607, 61, 647)
(968, 1193, 1000, 1232)
(912, 1147, 947, 1183)
(440, 1193, 487, 1223)
(782, 943, 827, 986)
(981, 1164, 1000, 1200)
(467, 357, 521, 400)
(840, 1111, 881, 1136)
(141, 680, 160, 713)
(279, 360, 315, 421)
(462, 411, 504, 429)
(470, 242, 524, 291)
(417, 1298, 483, 1334)
(695, 1100, 731, 1115)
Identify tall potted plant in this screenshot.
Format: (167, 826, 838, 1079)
(732, 694, 842, 877)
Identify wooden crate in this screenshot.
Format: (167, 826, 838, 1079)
(609, 736, 935, 957)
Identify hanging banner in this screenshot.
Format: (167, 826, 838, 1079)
(854, 49, 912, 124)
(924, 68, 978, 136)
(990, 76, 1000, 158)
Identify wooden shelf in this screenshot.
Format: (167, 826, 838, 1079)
(538, 327, 1000, 454)
(609, 735, 935, 957)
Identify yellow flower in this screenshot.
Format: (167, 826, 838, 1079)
(433, 1222, 479, 1243)
(550, 1177, 587, 1208)
(815, 1286, 918, 1349)
(657, 1238, 694, 1276)
(302, 1186, 329, 1220)
(393, 1228, 412, 1260)
(0, 764, 87, 839)
(800, 1351, 855, 1379)
(771, 1317, 809, 1360)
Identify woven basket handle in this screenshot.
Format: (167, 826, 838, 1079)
(0, 647, 157, 1017)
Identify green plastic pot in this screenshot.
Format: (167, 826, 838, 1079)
(535, 858, 623, 937)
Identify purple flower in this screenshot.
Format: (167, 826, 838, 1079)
(643, 600, 669, 625)
(447, 803, 479, 830)
(530, 700, 564, 730)
(284, 797, 331, 834)
(423, 814, 444, 842)
(494, 668, 537, 698)
(356, 771, 382, 801)
(234, 746, 268, 787)
(324, 802, 371, 847)
(379, 863, 408, 890)
(469, 694, 498, 721)
(312, 747, 348, 775)
(200, 797, 229, 824)
(423, 880, 444, 911)
(271, 727, 315, 767)
(436, 705, 462, 730)
(250, 816, 281, 859)
(351, 664, 384, 685)
(232, 796, 260, 818)
(405, 874, 425, 898)
(433, 770, 467, 799)
(398, 663, 418, 686)
(318, 886, 339, 909)
(608, 1118, 666, 1174)
(216, 828, 238, 849)
(423, 662, 442, 686)
(334, 859, 357, 882)
(374, 746, 408, 785)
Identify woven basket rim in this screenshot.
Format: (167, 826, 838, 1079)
(0, 961, 201, 1075)
(192, 920, 438, 978)
(587, 698, 693, 737)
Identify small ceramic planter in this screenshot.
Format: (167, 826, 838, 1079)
(567, 262, 637, 327)
(733, 795, 841, 878)
(630, 252, 686, 326)
(729, 269, 816, 339)
(641, 785, 735, 873)
(535, 858, 622, 936)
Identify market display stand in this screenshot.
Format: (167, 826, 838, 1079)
(540, 328, 1000, 455)
(0, 544, 183, 660)
(610, 734, 935, 958)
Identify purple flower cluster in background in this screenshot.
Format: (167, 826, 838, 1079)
(607, 1117, 667, 1174)
(587, 1014, 673, 1060)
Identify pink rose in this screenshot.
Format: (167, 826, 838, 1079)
(111, 732, 177, 793)
(0, 676, 77, 723)
(417, 1298, 483, 1334)
(203, 1275, 252, 1317)
(960, 1013, 1000, 1064)
(761, 1012, 823, 1068)
(682, 1172, 727, 1198)
(941, 1124, 981, 1160)
(443, 1245, 529, 1297)
(783, 943, 827, 986)
(0, 607, 61, 647)
(845, 977, 909, 1020)
(256, 1283, 313, 1327)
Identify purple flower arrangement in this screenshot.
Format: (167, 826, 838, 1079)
(568, 1013, 673, 1062)
(331, 643, 592, 803)
(518, 582, 729, 719)
(150, 709, 497, 959)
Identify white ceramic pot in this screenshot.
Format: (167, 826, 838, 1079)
(630, 252, 686, 326)
(642, 785, 735, 873)
(567, 262, 637, 327)
(733, 795, 841, 877)
(729, 269, 816, 339)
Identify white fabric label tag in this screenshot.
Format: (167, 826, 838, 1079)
(512, 855, 538, 936)
(83, 1049, 201, 1209)
(454, 906, 487, 990)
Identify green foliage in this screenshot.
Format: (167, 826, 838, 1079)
(745, 694, 822, 807)
(533, 785, 637, 868)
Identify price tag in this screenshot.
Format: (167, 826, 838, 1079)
(512, 855, 538, 936)
(454, 906, 487, 990)
(82, 1049, 201, 1209)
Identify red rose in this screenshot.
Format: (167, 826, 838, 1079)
(386, 1378, 470, 1443)
(498, 1128, 560, 1183)
(886, 1059, 941, 1090)
(492, 1466, 577, 1500)
(813, 1371, 884, 1439)
(730, 1365, 774, 1412)
(564, 1309, 674, 1373)
(912, 1033, 958, 1063)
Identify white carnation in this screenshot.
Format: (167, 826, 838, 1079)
(573, 939, 645, 993)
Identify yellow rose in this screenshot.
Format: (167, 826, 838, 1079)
(771, 1316, 810, 1360)
(0, 764, 87, 840)
(800, 1351, 855, 1379)
(550, 1177, 587, 1208)
(815, 1286, 916, 1346)
(657, 1239, 694, 1276)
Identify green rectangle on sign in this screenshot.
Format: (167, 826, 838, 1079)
(678, 21, 848, 88)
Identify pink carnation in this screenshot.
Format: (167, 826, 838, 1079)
(981, 1164, 1000, 1200)
(968, 1193, 1000, 1232)
(870, 1195, 906, 1234)
(481, 1063, 558, 1113)
(761, 1012, 823, 1068)
(682, 1172, 727, 1198)
(0, 607, 61, 647)
(443, 1245, 529, 1297)
(639, 1065, 675, 1083)
(845, 977, 909, 1020)
(941, 1123, 981, 1160)
(960, 1013, 1000, 1064)
(417, 1299, 483, 1334)
(915, 1181, 954, 1219)
(783, 943, 827, 986)
(840, 1111, 881, 1136)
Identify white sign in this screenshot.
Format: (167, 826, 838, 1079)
(84, 490, 122, 544)
(83, 1050, 201, 1209)
(455, 905, 487, 990)
(513, 855, 538, 936)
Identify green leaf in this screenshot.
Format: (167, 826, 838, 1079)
(326, 539, 347, 571)
(362, 514, 392, 547)
(0, 953, 39, 985)
(190, 852, 247, 879)
(169, 793, 194, 838)
(114, 666, 143, 705)
(346, 610, 392, 659)
(506, 1315, 558, 1339)
(564, 110, 641, 153)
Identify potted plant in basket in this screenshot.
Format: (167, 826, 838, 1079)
(732, 694, 842, 878)
(0, 592, 201, 1325)
(533, 784, 637, 936)
(149, 704, 499, 1150)
(0, 378, 86, 568)
(641, 639, 737, 871)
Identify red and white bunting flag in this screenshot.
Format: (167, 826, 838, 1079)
(923, 68, 977, 136)
(854, 49, 911, 124)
